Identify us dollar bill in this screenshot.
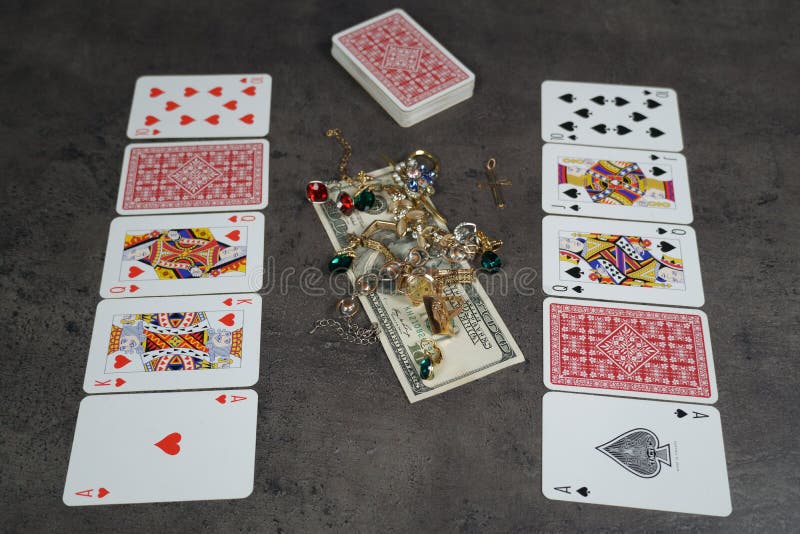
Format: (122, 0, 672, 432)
(312, 166, 525, 402)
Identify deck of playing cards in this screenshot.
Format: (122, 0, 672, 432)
(331, 9, 475, 127)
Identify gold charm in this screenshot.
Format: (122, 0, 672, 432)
(423, 295, 464, 336)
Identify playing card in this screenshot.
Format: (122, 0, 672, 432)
(83, 294, 262, 393)
(541, 81, 683, 152)
(127, 74, 271, 139)
(542, 392, 731, 516)
(541, 143, 693, 223)
(542, 216, 704, 307)
(99, 212, 264, 298)
(332, 9, 475, 113)
(116, 140, 269, 214)
(543, 298, 717, 403)
(63, 389, 257, 505)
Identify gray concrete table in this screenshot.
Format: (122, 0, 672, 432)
(1, 1, 797, 531)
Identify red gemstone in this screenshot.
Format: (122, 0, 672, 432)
(336, 192, 354, 215)
(306, 181, 328, 203)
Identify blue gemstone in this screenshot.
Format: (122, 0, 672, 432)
(407, 177, 419, 193)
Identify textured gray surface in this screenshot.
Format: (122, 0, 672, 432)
(1, 0, 798, 531)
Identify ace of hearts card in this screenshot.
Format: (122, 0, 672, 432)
(542, 392, 731, 516)
(63, 390, 257, 506)
(127, 74, 272, 139)
(98, 212, 264, 298)
(541, 80, 683, 152)
(543, 298, 718, 403)
(541, 216, 704, 307)
(84, 294, 262, 394)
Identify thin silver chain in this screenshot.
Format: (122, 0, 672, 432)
(309, 318, 380, 345)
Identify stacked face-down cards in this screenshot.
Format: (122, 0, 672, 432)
(63, 74, 271, 506)
(332, 9, 475, 127)
(538, 81, 732, 516)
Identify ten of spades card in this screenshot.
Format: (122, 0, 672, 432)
(83, 294, 262, 393)
(63, 390, 257, 506)
(541, 80, 683, 152)
(541, 392, 731, 516)
(541, 216, 704, 307)
(98, 212, 264, 298)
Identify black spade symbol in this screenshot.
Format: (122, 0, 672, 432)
(658, 241, 676, 252)
(657, 228, 667, 234)
(651, 166, 666, 176)
(560, 121, 577, 131)
(573, 286, 583, 293)
(566, 266, 583, 278)
(568, 135, 577, 140)
(645, 99, 662, 109)
(644, 90, 652, 95)
(591, 95, 606, 105)
(574, 108, 591, 118)
(648, 128, 665, 138)
(616, 125, 632, 135)
(614, 97, 629, 106)
(592, 124, 608, 134)
(650, 154, 659, 160)
(559, 93, 575, 103)
(570, 205, 580, 211)
(631, 112, 647, 122)
(577, 487, 590, 497)
(564, 188, 579, 199)
(675, 409, 688, 418)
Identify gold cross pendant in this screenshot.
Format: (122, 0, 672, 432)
(477, 158, 512, 209)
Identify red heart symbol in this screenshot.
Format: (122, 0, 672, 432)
(215, 394, 227, 404)
(240, 77, 247, 83)
(115, 378, 126, 387)
(113, 354, 131, 369)
(239, 114, 254, 125)
(218, 313, 235, 327)
(129, 285, 140, 293)
(144, 115, 159, 126)
(184, 87, 198, 97)
(242, 86, 256, 96)
(165, 100, 180, 111)
(223, 298, 233, 306)
(180, 115, 195, 125)
(223, 100, 237, 110)
(97, 488, 110, 498)
(128, 266, 144, 278)
(209, 86, 223, 97)
(154, 432, 182, 456)
(225, 229, 240, 241)
(228, 215, 238, 222)
(205, 114, 220, 125)
(152, 130, 160, 136)
(149, 88, 164, 98)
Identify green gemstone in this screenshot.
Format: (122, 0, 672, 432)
(419, 357, 432, 379)
(354, 190, 375, 211)
(481, 251, 502, 273)
(328, 254, 353, 273)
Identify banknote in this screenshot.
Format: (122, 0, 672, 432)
(313, 166, 525, 402)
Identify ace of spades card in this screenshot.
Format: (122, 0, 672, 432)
(63, 390, 257, 506)
(541, 80, 683, 152)
(541, 392, 731, 516)
(127, 74, 272, 139)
